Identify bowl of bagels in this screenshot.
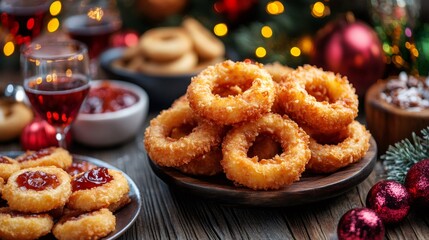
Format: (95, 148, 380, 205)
(101, 17, 227, 109)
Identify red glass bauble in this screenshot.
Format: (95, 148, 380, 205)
(214, 0, 258, 26)
(20, 118, 72, 151)
(337, 208, 385, 240)
(366, 180, 411, 224)
(405, 159, 429, 210)
(136, 0, 188, 22)
(312, 16, 385, 96)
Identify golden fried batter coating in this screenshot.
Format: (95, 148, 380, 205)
(3, 166, 72, 213)
(264, 62, 294, 83)
(53, 208, 116, 240)
(0, 207, 53, 240)
(67, 169, 130, 212)
(0, 156, 20, 180)
(221, 113, 311, 190)
(306, 121, 371, 173)
(169, 121, 223, 176)
(176, 146, 223, 176)
(187, 60, 275, 125)
(278, 65, 358, 134)
(144, 97, 224, 167)
(16, 147, 72, 170)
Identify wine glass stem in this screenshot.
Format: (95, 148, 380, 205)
(55, 126, 69, 149)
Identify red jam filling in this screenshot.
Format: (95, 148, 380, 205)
(66, 161, 96, 176)
(17, 148, 53, 162)
(16, 171, 60, 191)
(81, 82, 139, 114)
(0, 156, 12, 164)
(72, 167, 113, 191)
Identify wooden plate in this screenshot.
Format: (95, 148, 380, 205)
(148, 137, 377, 207)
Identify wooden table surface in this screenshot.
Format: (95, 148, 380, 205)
(1, 70, 428, 240)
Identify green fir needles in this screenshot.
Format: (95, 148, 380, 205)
(381, 127, 429, 183)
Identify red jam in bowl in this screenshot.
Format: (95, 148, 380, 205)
(81, 82, 139, 114)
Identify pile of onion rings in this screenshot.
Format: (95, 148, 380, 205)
(144, 60, 371, 190)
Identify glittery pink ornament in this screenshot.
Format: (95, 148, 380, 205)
(337, 208, 385, 240)
(311, 16, 385, 96)
(405, 159, 429, 210)
(366, 180, 411, 224)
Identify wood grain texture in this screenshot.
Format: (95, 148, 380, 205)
(1, 73, 428, 240)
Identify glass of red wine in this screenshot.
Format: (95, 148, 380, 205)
(21, 40, 91, 149)
(0, 0, 51, 45)
(62, 0, 122, 76)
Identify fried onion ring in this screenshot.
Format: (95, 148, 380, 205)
(169, 124, 223, 176)
(140, 51, 198, 75)
(221, 113, 310, 190)
(53, 208, 115, 240)
(306, 121, 370, 173)
(3, 166, 72, 213)
(182, 17, 225, 60)
(139, 27, 193, 62)
(278, 65, 358, 133)
(144, 97, 224, 167)
(264, 62, 294, 83)
(187, 60, 275, 125)
(0, 207, 53, 240)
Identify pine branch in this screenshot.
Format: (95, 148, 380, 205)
(381, 127, 429, 183)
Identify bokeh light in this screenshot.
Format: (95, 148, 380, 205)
(214, 23, 228, 37)
(3, 41, 15, 56)
(261, 26, 273, 38)
(290, 47, 301, 57)
(50, 1, 62, 16)
(47, 18, 60, 32)
(311, 2, 325, 17)
(255, 47, 267, 58)
(266, 1, 284, 15)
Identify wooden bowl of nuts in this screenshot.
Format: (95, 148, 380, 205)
(365, 72, 429, 155)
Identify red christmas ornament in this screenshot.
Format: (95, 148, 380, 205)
(20, 118, 72, 151)
(337, 208, 385, 240)
(366, 180, 411, 224)
(405, 159, 429, 210)
(311, 15, 385, 96)
(214, 0, 258, 26)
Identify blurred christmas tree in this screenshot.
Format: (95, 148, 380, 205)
(119, 0, 337, 67)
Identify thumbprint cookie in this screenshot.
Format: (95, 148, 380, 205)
(16, 147, 72, 170)
(66, 160, 97, 177)
(3, 166, 72, 213)
(0, 156, 20, 180)
(53, 208, 116, 240)
(0, 207, 54, 240)
(67, 167, 129, 212)
(0, 177, 3, 198)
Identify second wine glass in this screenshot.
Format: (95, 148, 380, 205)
(21, 40, 91, 149)
(62, 0, 122, 76)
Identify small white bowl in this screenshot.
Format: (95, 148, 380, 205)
(72, 80, 149, 147)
